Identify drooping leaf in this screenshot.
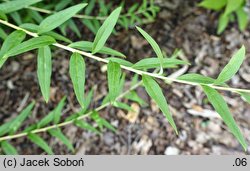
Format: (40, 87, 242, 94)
(37, 46, 52, 103)
(0, 0, 42, 13)
(136, 27, 164, 71)
(107, 61, 122, 102)
(224, 0, 244, 15)
(0, 30, 26, 68)
(74, 120, 101, 135)
(5, 36, 56, 57)
(214, 46, 245, 85)
(69, 53, 86, 109)
(92, 7, 122, 54)
(202, 85, 247, 151)
(142, 75, 178, 134)
(48, 128, 74, 152)
(69, 41, 125, 58)
(177, 73, 215, 84)
(1, 141, 18, 155)
(198, 0, 227, 10)
(27, 133, 53, 155)
(37, 3, 87, 34)
(132, 58, 189, 70)
(236, 7, 249, 31)
(217, 13, 230, 34)
(91, 111, 116, 132)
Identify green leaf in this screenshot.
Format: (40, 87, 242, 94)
(81, 88, 94, 114)
(113, 101, 133, 111)
(236, 7, 249, 31)
(27, 133, 53, 155)
(0, 0, 42, 13)
(37, 3, 87, 34)
(217, 14, 229, 34)
(0, 27, 8, 40)
(48, 128, 74, 152)
(5, 36, 56, 57)
(106, 57, 133, 67)
(9, 101, 35, 134)
(177, 73, 215, 84)
(198, 0, 227, 10)
(202, 85, 247, 151)
(44, 31, 72, 43)
(136, 26, 164, 72)
(91, 111, 116, 132)
(214, 46, 245, 84)
(37, 97, 66, 128)
(132, 58, 189, 70)
(37, 46, 52, 103)
(1, 141, 18, 155)
(92, 7, 122, 54)
(74, 120, 101, 135)
(239, 92, 250, 104)
(142, 75, 178, 134)
(0, 30, 26, 68)
(69, 53, 86, 109)
(53, 97, 66, 124)
(224, 0, 244, 15)
(107, 61, 122, 102)
(125, 91, 147, 107)
(69, 41, 125, 58)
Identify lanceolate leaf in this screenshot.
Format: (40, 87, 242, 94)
(177, 73, 215, 84)
(37, 3, 87, 34)
(1, 141, 18, 155)
(236, 7, 249, 31)
(74, 120, 101, 135)
(0, 0, 42, 14)
(69, 53, 86, 109)
(106, 57, 133, 67)
(91, 111, 116, 132)
(142, 75, 178, 134)
(214, 46, 246, 85)
(37, 46, 52, 103)
(202, 85, 247, 151)
(107, 61, 122, 102)
(198, 0, 227, 10)
(48, 128, 74, 152)
(53, 97, 66, 124)
(5, 36, 56, 57)
(136, 27, 164, 71)
(69, 41, 125, 58)
(92, 7, 122, 54)
(27, 133, 53, 155)
(0, 30, 26, 68)
(132, 58, 189, 70)
(224, 0, 244, 16)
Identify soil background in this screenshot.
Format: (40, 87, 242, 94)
(0, 0, 250, 154)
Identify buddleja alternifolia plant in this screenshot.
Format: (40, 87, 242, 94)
(199, 0, 249, 34)
(0, 0, 249, 154)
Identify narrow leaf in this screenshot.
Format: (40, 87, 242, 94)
(38, 3, 87, 34)
(136, 26, 164, 71)
(106, 57, 133, 67)
(92, 7, 122, 54)
(107, 61, 122, 102)
(198, 0, 227, 10)
(91, 111, 116, 132)
(53, 97, 66, 124)
(0, 0, 42, 13)
(224, 0, 244, 15)
(214, 46, 245, 84)
(37, 46, 52, 103)
(177, 73, 215, 84)
(1, 141, 18, 155)
(69, 41, 125, 58)
(5, 36, 56, 57)
(142, 75, 178, 134)
(132, 58, 189, 70)
(74, 120, 101, 135)
(28, 133, 53, 155)
(236, 7, 249, 31)
(202, 85, 247, 151)
(48, 128, 74, 152)
(69, 53, 86, 109)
